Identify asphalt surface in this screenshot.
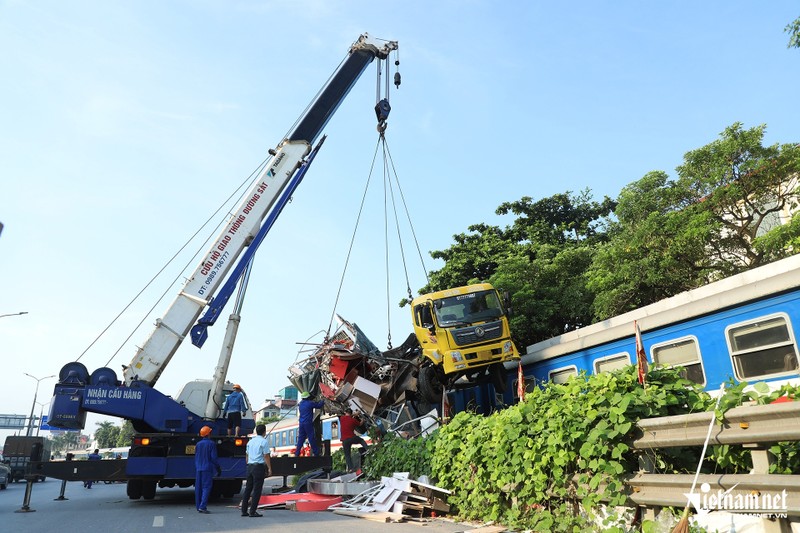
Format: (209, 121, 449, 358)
(0, 476, 479, 533)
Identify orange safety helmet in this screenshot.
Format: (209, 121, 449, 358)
(199, 426, 213, 437)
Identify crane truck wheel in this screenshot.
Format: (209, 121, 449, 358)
(142, 480, 157, 500)
(418, 365, 444, 404)
(127, 479, 143, 500)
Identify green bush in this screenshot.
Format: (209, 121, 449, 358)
(363, 432, 435, 479)
(430, 366, 708, 530)
(363, 367, 800, 530)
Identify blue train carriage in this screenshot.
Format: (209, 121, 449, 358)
(266, 415, 350, 456)
(451, 253, 800, 414)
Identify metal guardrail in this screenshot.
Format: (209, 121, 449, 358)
(628, 401, 800, 529)
(629, 474, 800, 513)
(634, 402, 800, 448)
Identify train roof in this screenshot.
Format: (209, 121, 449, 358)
(520, 253, 800, 365)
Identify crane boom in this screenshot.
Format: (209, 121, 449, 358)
(123, 34, 397, 386)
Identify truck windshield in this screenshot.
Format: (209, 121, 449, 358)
(434, 290, 504, 326)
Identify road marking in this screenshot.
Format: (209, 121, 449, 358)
(153, 516, 164, 527)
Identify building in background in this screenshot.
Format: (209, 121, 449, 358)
(254, 386, 298, 419)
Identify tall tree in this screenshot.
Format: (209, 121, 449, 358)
(491, 245, 596, 350)
(675, 122, 800, 275)
(588, 124, 800, 320)
(94, 421, 121, 449)
(420, 223, 514, 294)
(421, 190, 613, 348)
(587, 171, 712, 319)
(496, 189, 615, 246)
(116, 420, 135, 447)
(50, 431, 80, 456)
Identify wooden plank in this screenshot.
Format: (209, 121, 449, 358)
(332, 509, 408, 522)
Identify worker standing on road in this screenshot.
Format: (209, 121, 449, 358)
(240, 423, 272, 517)
(340, 409, 369, 472)
(294, 391, 324, 456)
(84, 448, 101, 488)
(222, 384, 246, 436)
(194, 426, 221, 514)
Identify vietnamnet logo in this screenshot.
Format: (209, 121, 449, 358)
(684, 482, 788, 518)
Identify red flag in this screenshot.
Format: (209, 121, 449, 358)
(441, 389, 450, 423)
(517, 360, 525, 402)
(635, 320, 648, 386)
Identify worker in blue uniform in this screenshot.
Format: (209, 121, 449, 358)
(222, 384, 246, 436)
(294, 391, 325, 456)
(194, 426, 221, 513)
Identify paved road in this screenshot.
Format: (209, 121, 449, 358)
(0, 477, 475, 533)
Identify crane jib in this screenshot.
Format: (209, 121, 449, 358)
(190, 138, 326, 348)
(288, 43, 391, 143)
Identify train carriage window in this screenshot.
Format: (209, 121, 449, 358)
(513, 376, 537, 399)
(548, 366, 578, 384)
(593, 353, 631, 374)
(652, 337, 706, 385)
(726, 314, 799, 380)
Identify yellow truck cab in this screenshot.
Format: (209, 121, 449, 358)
(411, 283, 519, 402)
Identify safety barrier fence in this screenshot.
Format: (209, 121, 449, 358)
(627, 401, 800, 531)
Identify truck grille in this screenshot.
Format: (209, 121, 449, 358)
(451, 320, 504, 346)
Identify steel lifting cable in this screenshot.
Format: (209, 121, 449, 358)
(381, 137, 430, 289)
(326, 137, 383, 341)
(85, 157, 271, 367)
(381, 136, 393, 349)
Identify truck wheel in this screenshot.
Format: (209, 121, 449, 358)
(222, 480, 242, 498)
(489, 363, 507, 393)
(418, 365, 443, 404)
(142, 480, 157, 500)
(127, 479, 143, 500)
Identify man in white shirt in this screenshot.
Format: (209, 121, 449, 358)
(240, 424, 272, 517)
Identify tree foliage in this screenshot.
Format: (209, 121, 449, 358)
(675, 123, 800, 274)
(94, 421, 121, 449)
(420, 223, 512, 295)
(421, 122, 800, 341)
(589, 123, 800, 319)
(49, 431, 80, 457)
(787, 16, 800, 49)
(116, 420, 135, 447)
(587, 171, 713, 319)
(422, 191, 614, 348)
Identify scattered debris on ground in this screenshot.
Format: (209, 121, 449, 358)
(328, 472, 451, 521)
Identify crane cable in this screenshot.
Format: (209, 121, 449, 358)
(84, 157, 271, 367)
(326, 137, 382, 341)
(325, 130, 430, 349)
(326, 45, 428, 348)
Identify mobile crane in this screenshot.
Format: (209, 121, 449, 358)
(41, 33, 399, 500)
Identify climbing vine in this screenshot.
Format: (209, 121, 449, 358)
(362, 367, 800, 531)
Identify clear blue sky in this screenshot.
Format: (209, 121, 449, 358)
(1, 1, 798, 441)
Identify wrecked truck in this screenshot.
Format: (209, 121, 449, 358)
(288, 283, 519, 429)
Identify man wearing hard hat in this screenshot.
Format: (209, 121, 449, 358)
(194, 426, 221, 514)
(222, 384, 246, 436)
(294, 391, 325, 456)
